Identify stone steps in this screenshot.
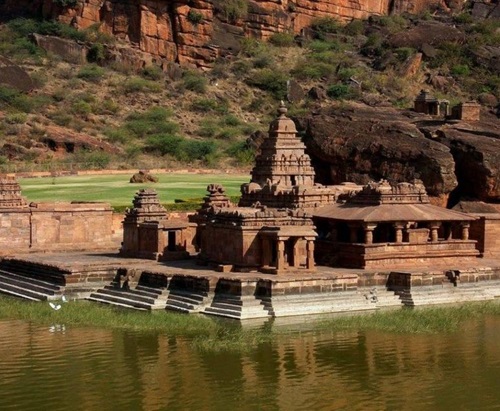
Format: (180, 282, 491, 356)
(88, 283, 169, 310)
(0, 261, 67, 285)
(0, 270, 63, 301)
(203, 294, 272, 319)
(165, 290, 210, 313)
(87, 295, 150, 311)
(397, 283, 498, 307)
(268, 291, 376, 317)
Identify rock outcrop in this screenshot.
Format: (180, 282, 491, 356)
(296, 103, 500, 206)
(0, 56, 34, 92)
(0, 0, 471, 68)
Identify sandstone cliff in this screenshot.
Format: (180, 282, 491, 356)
(0, 0, 465, 67)
(297, 103, 500, 206)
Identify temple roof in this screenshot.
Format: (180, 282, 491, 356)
(314, 202, 475, 222)
(314, 180, 475, 222)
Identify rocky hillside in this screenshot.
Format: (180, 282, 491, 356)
(1, 0, 496, 68)
(0, 1, 499, 205)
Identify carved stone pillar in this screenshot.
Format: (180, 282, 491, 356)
(276, 239, 285, 272)
(461, 223, 470, 240)
(363, 223, 377, 244)
(306, 238, 315, 270)
(393, 222, 405, 243)
(430, 222, 441, 242)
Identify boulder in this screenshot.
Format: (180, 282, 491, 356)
(297, 103, 457, 203)
(435, 120, 500, 203)
(130, 170, 159, 183)
(298, 103, 500, 205)
(0, 56, 34, 92)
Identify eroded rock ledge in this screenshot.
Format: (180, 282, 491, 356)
(296, 103, 500, 206)
(0, 0, 469, 68)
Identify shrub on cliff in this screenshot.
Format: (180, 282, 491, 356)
(269, 33, 295, 47)
(213, 0, 248, 23)
(77, 64, 105, 83)
(246, 69, 288, 99)
(181, 71, 207, 93)
(122, 77, 162, 94)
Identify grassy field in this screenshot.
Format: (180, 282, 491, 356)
(19, 173, 248, 208)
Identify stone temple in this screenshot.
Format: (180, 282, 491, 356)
(197, 103, 483, 274)
(0, 104, 500, 319)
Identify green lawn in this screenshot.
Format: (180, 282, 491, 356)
(19, 173, 249, 208)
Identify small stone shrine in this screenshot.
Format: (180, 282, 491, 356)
(0, 176, 30, 249)
(121, 189, 191, 260)
(414, 90, 449, 116)
(314, 180, 479, 268)
(0, 176, 28, 209)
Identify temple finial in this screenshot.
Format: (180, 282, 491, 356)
(278, 101, 287, 117)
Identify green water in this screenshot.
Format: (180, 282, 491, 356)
(1, 315, 499, 411)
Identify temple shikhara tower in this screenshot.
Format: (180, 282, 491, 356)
(239, 102, 339, 209)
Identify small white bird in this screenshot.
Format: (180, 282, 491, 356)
(49, 302, 62, 311)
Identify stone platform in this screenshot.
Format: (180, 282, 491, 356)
(0, 252, 500, 319)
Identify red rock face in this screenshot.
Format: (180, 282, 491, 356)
(0, 0, 454, 67)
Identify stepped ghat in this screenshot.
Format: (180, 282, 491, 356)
(1, 105, 500, 319)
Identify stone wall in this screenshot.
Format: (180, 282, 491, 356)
(470, 214, 500, 258)
(0, 202, 117, 254)
(0, 210, 31, 250)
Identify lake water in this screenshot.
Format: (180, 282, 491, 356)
(1, 316, 500, 411)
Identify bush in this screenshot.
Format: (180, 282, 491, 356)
(190, 98, 229, 114)
(240, 38, 267, 57)
(124, 107, 178, 138)
(181, 71, 207, 93)
(187, 10, 204, 25)
(0, 86, 49, 113)
(311, 17, 342, 37)
(342, 19, 365, 36)
(4, 113, 28, 124)
(71, 100, 92, 117)
(252, 54, 274, 69)
(146, 134, 184, 156)
(8, 18, 86, 42)
(360, 33, 386, 57)
(451, 64, 470, 76)
(292, 60, 336, 80)
(179, 140, 217, 162)
(77, 64, 105, 83)
(269, 32, 295, 47)
(141, 65, 163, 81)
(226, 140, 255, 165)
(307, 39, 342, 53)
(87, 43, 105, 63)
(454, 12, 473, 24)
(222, 114, 240, 126)
(213, 0, 248, 23)
(327, 84, 356, 100)
(395, 47, 416, 62)
(246, 69, 288, 99)
(122, 77, 162, 94)
(197, 119, 218, 138)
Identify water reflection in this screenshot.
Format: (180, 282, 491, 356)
(0, 317, 499, 410)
